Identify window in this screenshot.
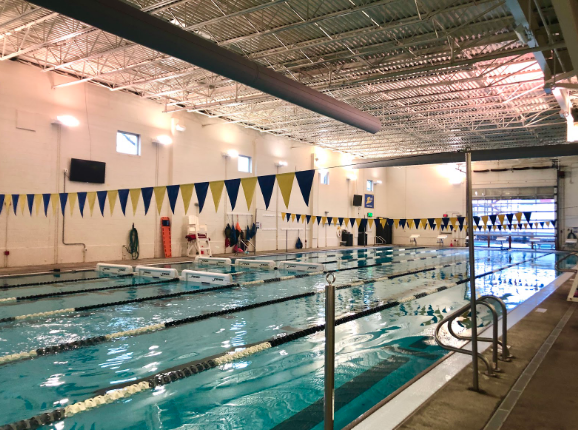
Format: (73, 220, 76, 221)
(366, 180, 374, 192)
(116, 131, 140, 155)
(320, 170, 329, 185)
(238, 155, 252, 173)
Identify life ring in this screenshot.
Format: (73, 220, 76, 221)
(336, 226, 342, 238)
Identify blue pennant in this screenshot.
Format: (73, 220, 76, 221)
(27, 194, 34, 215)
(224, 179, 241, 211)
(306, 215, 311, 224)
(295, 170, 315, 206)
(141, 187, 154, 215)
(166, 185, 180, 214)
(296, 214, 301, 222)
(194, 182, 209, 213)
(317, 216, 322, 225)
(96, 191, 107, 216)
(0, 195, 4, 215)
(11, 194, 19, 215)
(257, 175, 276, 209)
(77, 192, 87, 217)
(338, 217, 344, 226)
(59, 193, 68, 216)
(42, 194, 51, 216)
(118, 189, 130, 216)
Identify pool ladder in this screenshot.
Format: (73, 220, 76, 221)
(435, 295, 513, 377)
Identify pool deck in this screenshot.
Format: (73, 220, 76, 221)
(355, 273, 577, 430)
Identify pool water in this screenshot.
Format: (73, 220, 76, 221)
(0, 247, 567, 429)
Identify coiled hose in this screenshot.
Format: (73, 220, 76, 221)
(124, 224, 139, 260)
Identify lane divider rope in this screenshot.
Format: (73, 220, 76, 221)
(0, 273, 134, 290)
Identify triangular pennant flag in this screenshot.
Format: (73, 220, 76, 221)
(407, 219, 414, 229)
(515, 212, 523, 223)
(291, 213, 296, 222)
(34, 194, 42, 216)
(338, 217, 344, 226)
(441, 217, 449, 228)
(539, 222, 544, 228)
(42, 193, 51, 216)
(18, 194, 25, 215)
(286, 212, 291, 222)
(489, 214, 497, 225)
(306, 215, 311, 224)
(492, 225, 497, 231)
(481, 215, 489, 226)
(523, 212, 532, 223)
(428, 218, 435, 229)
(399, 219, 406, 229)
(321, 216, 327, 225)
(498, 214, 505, 225)
(295, 170, 315, 206)
(108, 190, 118, 216)
(281, 212, 286, 220)
(118, 189, 130, 216)
(450, 225, 454, 231)
(387, 218, 394, 227)
(506, 214, 514, 224)
(224, 179, 240, 211)
(276, 172, 295, 208)
(344, 218, 350, 227)
(357, 218, 362, 228)
(350, 218, 356, 227)
(414, 218, 421, 229)
(96, 190, 107, 216)
(154, 186, 166, 214)
(317, 216, 322, 225)
(524, 223, 528, 229)
(180, 184, 194, 213)
(327, 216, 333, 225)
(59, 193, 68, 216)
(449, 217, 457, 228)
(68, 193, 77, 215)
(296, 214, 301, 222)
(434, 218, 442, 229)
(141, 187, 154, 215)
(77, 192, 87, 217)
(301, 214, 306, 223)
(0, 195, 4, 215)
(368, 218, 374, 228)
(129, 189, 140, 215)
(360, 219, 367, 230)
(87, 192, 97, 216)
(552, 220, 557, 227)
(240, 178, 257, 210)
(497, 225, 502, 231)
(26, 194, 34, 215)
(545, 221, 550, 227)
(529, 223, 533, 229)
(194, 183, 209, 213)
(11, 194, 19, 215)
(380, 218, 387, 227)
(473, 216, 480, 226)
(457, 217, 465, 231)
(49, 194, 58, 216)
(166, 185, 180, 214)
(257, 175, 276, 209)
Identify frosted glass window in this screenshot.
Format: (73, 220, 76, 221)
(117, 131, 140, 155)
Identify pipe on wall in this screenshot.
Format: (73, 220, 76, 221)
(29, 0, 381, 134)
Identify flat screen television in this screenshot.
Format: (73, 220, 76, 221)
(69, 158, 106, 184)
(352, 194, 362, 207)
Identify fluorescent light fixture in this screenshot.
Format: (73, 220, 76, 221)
(276, 161, 288, 167)
(55, 115, 79, 127)
(155, 134, 173, 145)
(226, 149, 239, 158)
(374, 180, 382, 185)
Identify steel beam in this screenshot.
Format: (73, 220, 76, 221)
(29, 0, 381, 134)
(552, 0, 578, 74)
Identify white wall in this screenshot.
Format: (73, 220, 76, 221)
(0, 61, 386, 267)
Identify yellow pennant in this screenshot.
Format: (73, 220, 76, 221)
(291, 213, 296, 222)
(394, 219, 399, 228)
(51, 193, 59, 215)
(380, 218, 387, 227)
(69, 193, 77, 215)
(19, 194, 25, 215)
(355, 218, 361, 227)
(129, 189, 141, 215)
(481, 215, 489, 226)
(434, 218, 442, 229)
(3, 194, 11, 208)
(209, 181, 224, 212)
(322, 216, 327, 225)
(421, 218, 427, 230)
(407, 219, 414, 229)
(87, 192, 97, 216)
(497, 214, 505, 225)
(344, 218, 350, 226)
(450, 217, 457, 228)
(281, 212, 286, 220)
(34, 194, 42, 216)
(368, 218, 374, 228)
(180, 184, 194, 213)
(524, 223, 528, 229)
(492, 225, 497, 231)
(108, 190, 118, 216)
(154, 186, 166, 214)
(301, 214, 306, 223)
(546, 221, 551, 227)
(515, 212, 523, 223)
(240, 177, 257, 210)
(276, 172, 295, 208)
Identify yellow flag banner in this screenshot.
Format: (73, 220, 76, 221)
(51, 193, 58, 215)
(393, 219, 399, 228)
(129, 189, 141, 215)
(356, 218, 362, 227)
(450, 217, 457, 228)
(87, 192, 97, 216)
(180, 183, 194, 214)
(481, 215, 489, 226)
(407, 219, 414, 229)
(344, 218, 350, 227)
(108, 190, 118, 216)
(3, 194, 11, 208)
(209, 181, 224, 212)
(515, 212, 523, 223)
(497, 214, 505, 225)
(34, 194, 42, 216)
(240, 177, 257, 210)
(368, 219, 374, 229)
(546, 221, 551, 227)
(322, 216, 327, 225)
(421, 219, 427, 230)
(434, 218, 442, 229)
(291, 213, 296, 222)
(302, 214, 306, 223)
(380, 218, 386, 227)
(524, 223, 528, 229)
(154, 186, 166, 214)
(69, 193, 77, 215)
(281, 212, 286, 220)
(276, 172, 295, 208)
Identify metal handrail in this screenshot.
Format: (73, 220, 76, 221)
(375, 236, 385, 245)
(555, 252, 578, 273)
(478, 295, 512, 361)
(435, 302, 495, 377)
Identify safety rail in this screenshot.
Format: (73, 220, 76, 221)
(555, 252, 578, 273)
(435, 295, 513, 377)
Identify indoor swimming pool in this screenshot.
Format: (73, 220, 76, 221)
(0, 247, 572, 430)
